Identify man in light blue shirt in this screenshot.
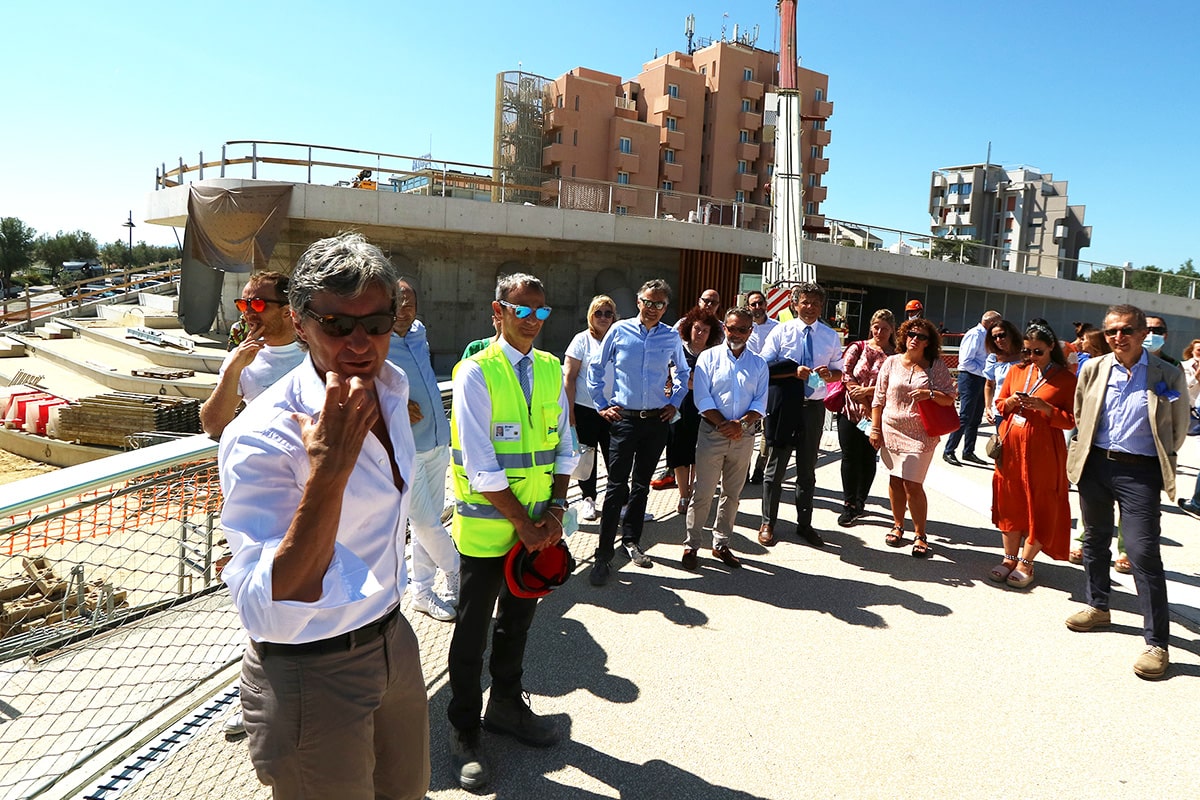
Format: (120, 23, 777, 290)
(683, 308, 768, 570)
(387, 277, 460, 622)
(757, 282, 843, 548)
(944, 310, 1001, 466)
(587, 278, 689, 585)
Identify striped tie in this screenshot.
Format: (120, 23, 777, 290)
(517, 355, 532, 408)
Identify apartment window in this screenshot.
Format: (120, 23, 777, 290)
(573, 130, 578, 146)
(812, 119, 825, 130)
(741, 99, 752, 112)
(616, 205, 628, 216)
(574, 95, 580, 111)
(737, 160, 748, 174)
(743, 67, 753, 81)
(814, 88, 824, 101)
(552, 166, 561, 177)
(1005, 217, 1015, 231)
(619, 137, 632, 154)
(767, 164, 774, 176)
(666, 116, 678, 131)
(810, 145, 819, 158)
(808, 175, 817, 187)
(699, 65, 707, 75)
(1007, 196, 1017, 212)
(571, 165, 576, 177)
(736, 190, 746, 203)
(664, 149, 676, 163)
(739, 129, 749, 143)
(662, 180, 673, 191)
(556, 95, 563, 108)
(554, 131, 562, 144)
(668, 83, 679, 98)
(617, 172, 630, 184)
(961, 183, 972, 196)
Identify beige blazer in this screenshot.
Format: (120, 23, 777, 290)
(1066, 352, 1189, 499)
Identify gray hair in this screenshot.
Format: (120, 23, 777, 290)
(1107, 303, 1147, 330)
(790, 281, 825, 304)
(288, 232, 400, 311)
(726, 307, 752, 325)
(495, 272, 545, 302)
(639, 279, 672, 299)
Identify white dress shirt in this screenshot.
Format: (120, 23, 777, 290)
(747, 317, 779, 355)
(217, 341, 306, 402)
(453, 338, 578, 494)
(759, 318, 845, 401)
(219, 355, 415, 644)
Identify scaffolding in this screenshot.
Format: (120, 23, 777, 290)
(493, 70, 549, 204)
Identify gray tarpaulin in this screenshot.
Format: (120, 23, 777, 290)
(177, 184, 293, 334)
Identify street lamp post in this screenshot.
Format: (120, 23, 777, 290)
(122, 211, 136, 280)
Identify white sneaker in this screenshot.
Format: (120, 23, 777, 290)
(579, 497, 598, 521)
(443, 571, 460, 608)
(412, 591, 456, 622)
(223, 707, 245, 736)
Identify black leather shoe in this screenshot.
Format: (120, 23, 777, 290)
(589, 559, 611, 586)
(942, 452, 962, 467)
(483, 694, 560, 747)
(962, 452, 988, 466)
(836, 507, 856, 527)
(449, 727, 489, 790)
(798, 527, 825, 548)
(681, 547, 699, 571)
(747, 472, 764, 485)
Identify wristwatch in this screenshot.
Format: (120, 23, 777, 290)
(928, 389, 934, 400)
(740, 418, 752, 431)
(549, 498, 569, 510)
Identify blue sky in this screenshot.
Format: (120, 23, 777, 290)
(2, 1, 1196, 272)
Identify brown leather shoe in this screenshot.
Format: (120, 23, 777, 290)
(712, 545, 741, 568)
(758, 523, 776, 546)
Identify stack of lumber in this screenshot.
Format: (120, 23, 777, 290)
(54, 392, 201, 447)
(0, 556, 127, 638)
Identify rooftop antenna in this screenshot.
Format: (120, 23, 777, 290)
(721, 12, 728, 41)
(685, 13, 695, 54)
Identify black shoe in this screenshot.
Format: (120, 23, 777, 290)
(1179, 499, 1200, 520)
(962, 452, 988, 466)
(449, 727, 489, 790)
(836, 507, 856, 527)
(589, 559, 611, 586)
(853, 504, 870, 520)
(623, 542, 652, 568)
(798, 527, 825, 548)
(681, 547, 699, 571)
(747, 472, 764, 485)
(942, 452, 962, 467)
(482, 694, 560, 747)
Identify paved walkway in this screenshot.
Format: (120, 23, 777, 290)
(115, 426, 1200, 800)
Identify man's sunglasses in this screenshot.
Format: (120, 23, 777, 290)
(639, 297, 668, 310)
(499, 300, 552, 320)
(1021, 347, 1047, 357)
(906, 332, 930, 341)
(1147, 325, 1167, 335)
(726, 325, 752, 334)
(235, 297, 287, 313)
(699, 297, 720, 306)
(302, 307, 395, 337)
(1103, 326, 1142, 338)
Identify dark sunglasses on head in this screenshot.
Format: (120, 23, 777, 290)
(593, 309, 615, 318)
(1021, 347, 1046, 356)
(1103, 326, 1140, 338)
(499, 299, 552, 320)
(1147, 325, 1167, 334)
(302, 307, 395, 337)
(235, 297, 287, 313)
(639, 297, 668, 310)
(906, 332, 930, 341)
(725, 325, 752, 334)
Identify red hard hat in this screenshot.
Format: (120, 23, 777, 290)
(504, 540, 576, 599)
(905, 299, 924, 311)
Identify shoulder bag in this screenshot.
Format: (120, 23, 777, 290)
(823, 341, 862, 413)
(915, 364, 959, 436)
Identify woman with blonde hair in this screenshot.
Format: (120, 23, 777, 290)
(564, 295, 619, 521)
(836, 309, 896, 526)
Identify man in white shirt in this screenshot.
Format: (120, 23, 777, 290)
(744, 289, 778, 484)
(757, 282, 843, 548)
(944, 309, 1001, 466)
(219, 233, 429, 799)
(683, 308, 768, 569)
(200, 271, 305, 438)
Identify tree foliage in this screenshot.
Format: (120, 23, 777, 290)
(0, 217, 37, 291)
(1083, 258, 1198, 298)
(100, 239, 179, 268)
(35, 230, 99, 279)
(930, 237, 983, 266)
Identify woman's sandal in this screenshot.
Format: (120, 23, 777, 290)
(1006, 557, 1035, 589)
(911, 534, 931, 559)
(989, 556, 1019, 583)
(885, 526, 905, 547)
(1114, 555, 1133, 574)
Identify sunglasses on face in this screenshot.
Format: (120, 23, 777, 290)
(1147, 325, 1167, 335)
(748, 300, 765, 307)
(1021, 347, 1047, 357)
(499, 300, 552, 320)
(639, 298, 668, 310)
(235, 297, 287, 313)
(1103, 326, 1141, 338)
(700, 297, 719, 306)
(725, 325, 752, 334)
(302, 307, 395, 337)
(991, 332, 1009, 340)
(906, 332, 930, 341)
(593, 309, 615, 318)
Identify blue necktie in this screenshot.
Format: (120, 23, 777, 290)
(517, 356, 533, 408)
(802, 326, 815, 398)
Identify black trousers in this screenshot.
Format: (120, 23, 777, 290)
(447, 552, 539, 731)
(837, 413, 876, 510)
(573, 403, 611, 501)
(762, 401, 826, 529)
(596, 415, 669, 561)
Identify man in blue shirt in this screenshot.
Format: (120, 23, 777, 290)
(944, 310, 1001, 466)
(757, 282, 843, 547)
(387, 277, 460, 622)
(587, 279, 689, 585)
(684, 308, 768, 570)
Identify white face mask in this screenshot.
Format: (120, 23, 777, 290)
(1144, 332, 1165, 351)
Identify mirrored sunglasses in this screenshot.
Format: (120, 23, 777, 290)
(499, 300, 552, 320)
(235, 297, 287, 313)
(302, 307, 395, 337)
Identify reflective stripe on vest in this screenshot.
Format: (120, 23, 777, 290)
(451, 448, 557, 469)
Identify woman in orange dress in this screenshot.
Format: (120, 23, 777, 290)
(989, 323, 1077, 588)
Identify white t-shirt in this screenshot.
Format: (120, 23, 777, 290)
(218, 341, 306, 402)
(565, 330, 612, 410)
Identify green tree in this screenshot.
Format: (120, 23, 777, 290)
(0, 217, 37, 293)
(930, 237, 983, 266)
(35, 230, 99, 280)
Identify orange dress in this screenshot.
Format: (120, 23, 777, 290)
(991, 361, 1077, 559)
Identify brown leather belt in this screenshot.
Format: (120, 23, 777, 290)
(252, 604, 399, 658)
(1091, 447, 1157, 466)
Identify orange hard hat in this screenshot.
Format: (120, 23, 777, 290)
(905, 299, 924, 312)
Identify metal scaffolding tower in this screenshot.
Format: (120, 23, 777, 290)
(493, 70, 549, 204)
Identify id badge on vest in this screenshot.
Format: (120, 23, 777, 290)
(493, 423, 521, 442)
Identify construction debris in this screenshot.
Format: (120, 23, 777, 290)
(53, 392, 201, 447)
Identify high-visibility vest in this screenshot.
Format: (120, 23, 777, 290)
(450, 343, 563, 557)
